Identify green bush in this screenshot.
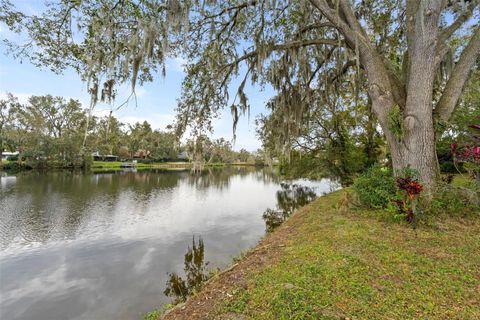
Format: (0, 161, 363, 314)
(352, 165, 397, 209)
(137, 158, 154, 164)
(428, 182, 480, 217)
(3, 162, 32, 172)
(6, 155, 19, 161)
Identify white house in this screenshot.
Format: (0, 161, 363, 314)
(1, 151, 19, 161)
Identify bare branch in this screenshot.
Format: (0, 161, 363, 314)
(328, 59, 356, 84)
(297, 22, 336, 35)
(439, 0, 479, 42)
(337, 0, 369, 40)
(201, 1, 257, 20)
(435, 0, 480, 68)
(435, 27, 480, 121)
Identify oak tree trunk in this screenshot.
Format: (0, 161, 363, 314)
(390, 114, 438, 188)
(369, 0, 442, 190)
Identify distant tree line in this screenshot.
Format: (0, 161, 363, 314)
(0, 93, 263, 168)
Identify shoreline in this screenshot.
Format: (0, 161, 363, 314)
(1, 161, 267, 173)
(153, 190, 479, 319)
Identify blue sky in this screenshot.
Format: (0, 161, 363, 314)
(0, 1, 275, 151)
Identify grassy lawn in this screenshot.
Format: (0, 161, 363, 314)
(91, 161, 161, 168)
(163, 190, 480, 320)
(90, 161, 260, 169)
(451, 174, 476, 188)
(91, 161, 123, 168)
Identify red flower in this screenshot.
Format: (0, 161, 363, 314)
(396, 177, 423, 196)
(451, 143, 458, 154)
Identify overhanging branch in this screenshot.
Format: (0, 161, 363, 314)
(222, 38, 342, 72)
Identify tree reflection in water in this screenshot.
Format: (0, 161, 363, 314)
(163, 183, 317, 302)
(164, 237, 210, 303)
(263, 183, 317, 232)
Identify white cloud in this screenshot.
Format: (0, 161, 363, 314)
(1, 262, 93, 307)
(134, 247, 156, 274)
(91, 108, 113, 118)
(135, 87, 147, 98)
(167, 57, 187, 73)
(0, 91, 91, 108)
(120, 113, 175, 130)
(0, 91, 33, 104)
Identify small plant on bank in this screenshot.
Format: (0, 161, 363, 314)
(352, 165, 397, 209)
(143, 309, 162, 320)
(353, 166, 427, 224)
(395, 174, 423, 223)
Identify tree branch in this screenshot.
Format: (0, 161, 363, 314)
(439, 0, 479, 41)
(435, 27, 480, 121)
(308, 0, 356, 46)
(201, 1, 257, 20)
(223, 38, 342, 72)
(337, 0, 369, 40)
(297, 22, 336, 35)
(435, 0, 479, 68)
(309, 0, 400, 125)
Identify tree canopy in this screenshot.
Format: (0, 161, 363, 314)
(1, 0, 479, 185)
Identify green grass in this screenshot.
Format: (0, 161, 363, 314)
(90, 161, 261, 170)
(143, 309, 162, 320)
(217, 191, 480, 319)
(91, 161, 123, 168)
(90, 161, 163, 169)
(144, 304, 176, 320)
(451, 174, 476, 188)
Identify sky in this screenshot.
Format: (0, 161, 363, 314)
(0, 1, 275, 151)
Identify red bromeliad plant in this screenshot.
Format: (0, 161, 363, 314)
(451, 124, 480, 183)
(395, 176, 423, 222)
(451, 144, 480, 162)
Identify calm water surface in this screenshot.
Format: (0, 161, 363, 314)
(0, 167, 337, 320)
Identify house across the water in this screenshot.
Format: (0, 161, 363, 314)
(1, 151, 19, 161)
(92, 152, 119, 162)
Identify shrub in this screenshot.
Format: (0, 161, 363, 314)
(3, 162, 32, 172)
(6, 154, 19, 161)
(352, 165, 397, 209)
(428, 182, 480, 217)
(137, 158, 154, 164)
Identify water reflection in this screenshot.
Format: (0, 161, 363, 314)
(0, 169, 334, 320)
(0, 168, 281, 251)
(164, 237, 209, 303)
(263, 183, 317, 232)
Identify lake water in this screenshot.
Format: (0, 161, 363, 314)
(0, 167, 337, 320)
